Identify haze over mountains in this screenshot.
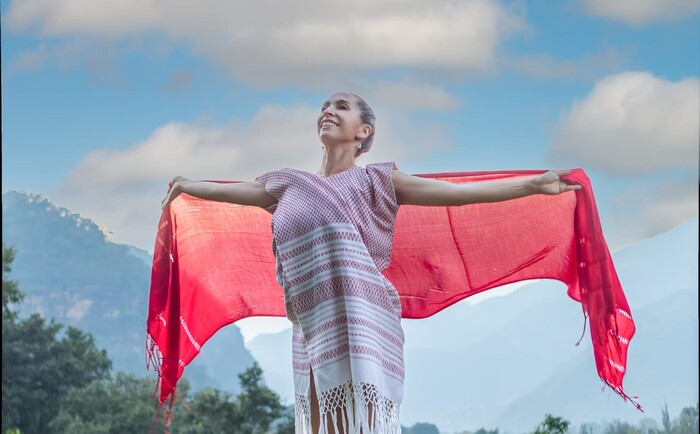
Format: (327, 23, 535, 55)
(2, 190, 258, 398)
(248, 217, 698, 432)
(2, 190, 697, 433)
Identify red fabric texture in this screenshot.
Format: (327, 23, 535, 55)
(146, 167, 641, 413)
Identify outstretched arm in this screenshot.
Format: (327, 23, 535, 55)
(161, 176, 277, 210)
(392, 169, 581, 207)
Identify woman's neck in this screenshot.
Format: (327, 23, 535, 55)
(317, 147, 358, 177)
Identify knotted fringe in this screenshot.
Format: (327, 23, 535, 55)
(146, 333, 177, 434)
(295, 380, 401, 434)
(603, 379, 644, 412)
(295, 394, 312, 433)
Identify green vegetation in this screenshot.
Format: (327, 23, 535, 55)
(2, 244, 23, 319)
(2, 242, 295, 434)
(403, 422, 441, 434)
(2, 242, 698, 434)
(2, 191, 258, 393)
(450, 409, 699, 434)
(534, 415, 570, 434)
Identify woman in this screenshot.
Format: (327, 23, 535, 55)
(161, 92, 581, 434)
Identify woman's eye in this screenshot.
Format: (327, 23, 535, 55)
(320, 103, 348, 111)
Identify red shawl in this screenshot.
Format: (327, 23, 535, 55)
(146, 167, 641, 414)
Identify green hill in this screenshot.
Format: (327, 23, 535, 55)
(2, 190, 257, 395)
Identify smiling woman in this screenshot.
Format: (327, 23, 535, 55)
(158, 91, 586, 433)
(316, 92, 376, 179)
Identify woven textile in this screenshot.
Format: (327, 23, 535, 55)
(258, 162, 404, 433)
(147, 162, 641, 432)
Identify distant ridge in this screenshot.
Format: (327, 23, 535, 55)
(2, 190, 260, 396)
(248, 217, 698, 433)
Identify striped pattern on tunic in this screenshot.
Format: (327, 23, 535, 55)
(256, 161, 404, 434)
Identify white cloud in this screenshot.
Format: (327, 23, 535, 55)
(605, 174, 699, 252)
(354, 79, 464, 111)
(14, 43, 49, 71)
(581, 0, 700, 25)
(50, 103, 454, 251)
(4, 0, 527, 89)
(548, 72, 700, 175)
(506, 47, 628, 81)
(3, 38, 133, 89)
(164, 69, 194, 93)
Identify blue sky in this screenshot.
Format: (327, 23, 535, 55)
(2, 0, 699, 256)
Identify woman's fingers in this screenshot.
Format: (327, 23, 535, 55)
(162, 190, 174, 209)
(168, 176, 184, 188)
(563, 180, 582, 191)
(554, 169, 582, 192)
(164, 176, 185, 207)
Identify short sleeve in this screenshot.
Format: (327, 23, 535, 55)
(255, 168, 290, 214)
(366, 161, 400, 218)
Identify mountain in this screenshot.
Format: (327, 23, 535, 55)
(1, 190, 257, 395)
(496, 287, 697, 431)
(246, 327, 295, 405)
(247, 217, 699, 433)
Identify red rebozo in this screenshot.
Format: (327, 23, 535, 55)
(146, 167, 641, 422)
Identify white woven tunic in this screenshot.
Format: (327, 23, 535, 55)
(256, 161, 405, 434)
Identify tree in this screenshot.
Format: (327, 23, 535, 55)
(676, 403, 699, 434)
(2, 314, 112, 434)
(636, 417, 661, 434)
(473, 428, 500, 434)
(404, 422, 441, 434)
(533, 414, 571, 434)
(604, 420, 640, 434)
(234, 361, 287, 433)
(273, 405, 296, 434)
(172, 362, 290, 434)
(2, 243, 25, 431)
(663, 403, 674, 434)
(174, 387, 239, 434)
(1, 245, 112, 434)
(2, 243, 24, 319)
(580, 422, 595, 434)
(1, 244, 296, 433)
(49, 373, 184, 434)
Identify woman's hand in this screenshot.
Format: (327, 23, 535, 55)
(529, 169, 582, 195)
(162, 176, 190, 209)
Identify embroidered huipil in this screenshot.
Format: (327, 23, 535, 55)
(255, 161, 404, 434)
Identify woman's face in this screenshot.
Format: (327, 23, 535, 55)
(317, 93, 368, 145)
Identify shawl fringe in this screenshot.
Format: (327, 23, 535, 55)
(295, 380, 401, 434)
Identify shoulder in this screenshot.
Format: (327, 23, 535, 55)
(365, 161, 398, 169)
(257, 167, 293, 176)
(365, 161, 408, 183)
(365, 161, 399, 174)
(364, 162, 400, 185)
(255, 167, 295, 182)
(364, 161, 407, 186)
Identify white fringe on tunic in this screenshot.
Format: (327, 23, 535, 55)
(294, 380, 401, 434)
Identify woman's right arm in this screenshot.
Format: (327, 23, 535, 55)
(161, 176, 276, 210)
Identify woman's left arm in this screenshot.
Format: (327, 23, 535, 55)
(392, 169, 582, 207)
